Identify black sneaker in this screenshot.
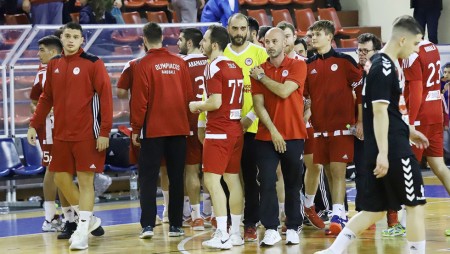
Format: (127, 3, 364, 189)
(57, 222, 77, 239)
(91, 226, 105, 236)
(168, 226, 184, 237)
(139, 226, 154, 239)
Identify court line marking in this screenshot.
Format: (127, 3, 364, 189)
(177, 231, 209, 254)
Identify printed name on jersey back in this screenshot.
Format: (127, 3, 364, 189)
(188, 59, 208, 68)
(155, 63, 180, 74)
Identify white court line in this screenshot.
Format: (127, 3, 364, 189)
(177, 231, 209, 254)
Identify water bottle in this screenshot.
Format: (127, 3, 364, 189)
(346, 124, 363, 140)
(129, 171, 139, 200)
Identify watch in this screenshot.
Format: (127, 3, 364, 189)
(257, 73, 265, 81)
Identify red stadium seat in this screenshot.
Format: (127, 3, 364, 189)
(271, 9, 293, 27)
(317, 8, 360, 37)
(269, 0, 292, 5)
(111, 12, 142, 44)
(124, 0, 145, 9)
(293, 0, 314, 4)
(4, 13, 30, 25)
(294, 8, 316, 37)
(122, 11, 142, 24)
(113, 46, 133, 55)
(339, 38, 358, 48)
(145, 0, 168, 8)
(244, 0, 269, 6)
(70, 12, 80, 23)
(146, 11, 179, 38)
(247, 9, 272, 26)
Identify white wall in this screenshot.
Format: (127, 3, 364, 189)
(340, 0, 450, 44)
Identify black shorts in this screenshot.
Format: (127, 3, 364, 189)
(359, 155, 426, 212)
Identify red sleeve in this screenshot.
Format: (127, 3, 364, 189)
(30, 63, 53, 129)
(347, 60, 363, 86)
(286, 60, 307, 91)
(207, 65, 223, 95)
(93, 59, 113, 137)
(182, 61, 194, 114)
(404, 59, 423, 124)
(29, 72, 42, 101)
(117, 61, 133, 90)
(130, 61, 149, 135)
(250, 76, 264, 95)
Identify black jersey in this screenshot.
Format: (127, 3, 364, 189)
(362, 53, 413, 161)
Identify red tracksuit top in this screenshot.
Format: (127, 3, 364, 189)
(30, 48, 113, 141)
(131, 48, 193, 138)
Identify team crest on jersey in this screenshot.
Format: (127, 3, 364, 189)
(73, 67, 80, 75)
(245, 58, 253, 66)
(282, 70, 289, 77)
(331, 64, 338, 71)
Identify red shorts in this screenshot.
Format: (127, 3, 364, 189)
(304, 127, 315, 155)
(313, 135, 354, 164)
(129, 142, 140, 165)
(186, 135, 202, 165)
(412, 123, 444, 159)
(37, 128, 53, 167)
(50, 139, 106, 174)
(202, 134, 243, 175)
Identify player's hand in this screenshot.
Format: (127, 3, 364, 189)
(22, 0, 31, 13)
(355, 121, 364, 140)
(240, 116, 253, 132)
(198, 127, 205, 144)
(132, 133, 141, 147)
(27, 127, 37, 146)
(96, 136, 109, 152)
(249, 66, 264, 80)
(410, 129, 429, 150)
(271, 129, 286, 153)
(374, 152, 389, 178)
(189, 101, 202, 113)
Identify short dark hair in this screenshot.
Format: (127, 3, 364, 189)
(181, 28, 203, 49)
(357, 33, 382, 50)
(62, 22, 83, 34)
(143, 22, 162, 44)
(294, 38, 307, 49)
(309, 20, 335, 36)
(277, 21, 295, 36)
(228, 13, 249, 27)
(392, 15, 424, 36)
(38, 35, 63, 53)
(248, 16, 259, 33)
(53, 26, 64, 38)
(208, 25, 229, 51)
(444, 62, 450, 69)
(258, 26, 272, 40)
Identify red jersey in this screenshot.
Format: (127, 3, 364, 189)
(182, 53, 208, 133)
(30, 48, 113, 141)
(402, 40, 443, 125)
(117, 59, 138, 91)
(204, 56, 244, 138)
(131, 48, 192, 138)
(30, 64, 54, 145)
(251, 56, 308, 141)
(305, 48, 362, 132)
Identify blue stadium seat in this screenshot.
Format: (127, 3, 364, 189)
(20, 138, 44, 168)
(0, 138, 22, 177)
(8, 138, 44, 176)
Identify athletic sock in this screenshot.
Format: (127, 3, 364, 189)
(211, 206, 215, 218)
(332, 204, 345, 218)
(407, 240, 426, 254)
(62, 206, 74, 223)
(216, 216, 228, 233)
(191, 204, 201, 220)
(279, 202, 285, 218)
(304, 194, 315, 208)
(202, 193, 212, 215)
(400, 205, 407, 228)
(44, 201, 56, 221)
(71, 205, 80, 218)
(329, 227, 357, 253)
(78, 211, 92, 233)
(183, 196, 191, 218)
(230, 214, 241, 235)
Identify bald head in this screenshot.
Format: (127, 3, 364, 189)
(264, 28, 286, 59)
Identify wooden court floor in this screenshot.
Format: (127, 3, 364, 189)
(1, 175, 450, 254)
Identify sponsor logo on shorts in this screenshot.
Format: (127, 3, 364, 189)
(90, 164, 97, 169)
(342, 154, 348, 159)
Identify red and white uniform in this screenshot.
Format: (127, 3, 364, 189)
(403, 40, 443, 158)
(203, 56, 244, 175)
(182, 53, 208, 165)
(30, 64, 53, 166)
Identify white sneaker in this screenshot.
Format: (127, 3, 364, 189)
(88, 216, 101, 233)
(69, 229, 88, 250)
(155, 215, 162, 226)
(260, 229, 282, 246)
(202, 229, 232, 250)
(285, 229, 300, 245)
(230, 233, 244, 246)
(162, 209, 169, 223)
(42, 218, 61, 232)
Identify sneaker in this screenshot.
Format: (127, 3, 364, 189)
(304, 205, 326, 229)
(168, 226, 184, 237)
(91, 226, 105, 236)
(230, 233, 244, 246)
(244, 225, 258, 242)
(203, 215, 212, 228)
(162, 210, 169, 223)
(382, 223, 406, 237)
(69, 229, 89, 250)
(192, 218, 205, 231)
(42, 215, 62, 232)
(211, 217, 217, 229)
(89, 216, 104, 236)
(318, 211, 331, 225)
(182, 216, 192, 228)
(285, 229, 300, 245)
(260, 229, 282, 246)
(202, 229, 232, 249)
(328, 215, 347, 236)
(155, 215, 162, 226)
(139, 226, 154, 239)
(57, 222, 77, 239)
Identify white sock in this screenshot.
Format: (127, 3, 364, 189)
(202, 193, 212, 215)
(162, 191, 169, 211)
(183, 196, 191, 217)
(78, 211, 92, 233)
(407, 240, 425, 254)
(230, 214, 241, 235)
(191, 204, 201, 220)
(71, 205, 79, 217)
(62, 206, 74, 223)
(304, 194, 315, 208)
(332, 204, 345, 218)
(400, 205, 407, 228)
(329, 227, 357, 253)
(211, 206, 215, 218)
(44, 201, 57, 221)
(216, 216, 228, 233)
